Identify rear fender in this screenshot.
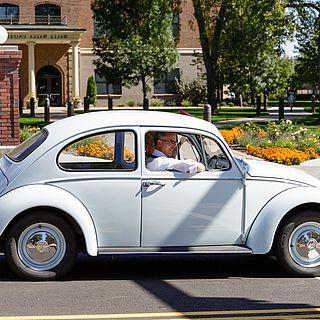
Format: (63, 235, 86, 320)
(0, 184, 98, 256)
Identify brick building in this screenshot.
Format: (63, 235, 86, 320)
(2, 0, 201, 107)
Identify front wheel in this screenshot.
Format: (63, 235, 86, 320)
(5, 212, 77, 280)
(277, 211, 320, 276)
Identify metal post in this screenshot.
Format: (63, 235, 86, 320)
(67, 100, 74, 117)
(84, 96, 89, 113)
(44, 96, 50, 123)
(279, 97, 285, 121)
(256, 95, 261, 117)
(30, 97, 35, 117)
(318, 99, 320, 125)
(19, 97, 23, 116)
(108, 95, 113, 110)
(203, 103, 212, 122)
(143, 97, 149, 110)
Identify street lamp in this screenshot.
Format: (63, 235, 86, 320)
(0, 26, 8, 44)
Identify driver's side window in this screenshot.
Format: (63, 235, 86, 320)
(202, 135, 231, 171)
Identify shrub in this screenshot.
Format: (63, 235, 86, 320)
(127, 99, 136, 107)
(150, 98, 164, 107)
(181, 99, 192, 107)
(228, 102, 235, 107)
(220, 127, 244, 144)
(166, 99, 176, 107)
(20, 126, 40, 143)
(177, 79, 207, 106)
(220, 120, 320, 165)
(220, 101, 227, 107)
(86, 75, 97, 106)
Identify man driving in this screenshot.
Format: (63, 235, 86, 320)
(146, 132, 205, 173)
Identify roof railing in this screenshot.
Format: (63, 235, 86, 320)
(0, 15, 68, 26)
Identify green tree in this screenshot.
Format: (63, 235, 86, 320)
(192, 0, 290, 110)
(289, 1, 320, 91)
(86, 75, 97, 106)
(91, 0, 180, 109)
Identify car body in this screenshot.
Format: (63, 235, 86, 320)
(0, 110, 320, 280)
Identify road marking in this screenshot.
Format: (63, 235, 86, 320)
(0, 308, 320, 320)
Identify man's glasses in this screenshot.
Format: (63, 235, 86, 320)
(159, 139, 178, 146)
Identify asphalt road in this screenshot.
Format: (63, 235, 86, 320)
(0, 254, 319, 319)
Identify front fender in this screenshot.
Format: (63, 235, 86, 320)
(0, 184, 98, 256)
(246, 186, 320, 254)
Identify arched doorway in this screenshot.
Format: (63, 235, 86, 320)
(37, 66, 62, 107)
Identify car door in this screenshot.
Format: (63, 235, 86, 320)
(53, 127, 141, 248)
(141, 127, 244, 247)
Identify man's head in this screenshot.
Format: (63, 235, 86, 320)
(154, 132, 178, 158)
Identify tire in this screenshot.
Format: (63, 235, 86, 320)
(5, 211, 77, 280)
(277, 210, 320, 277)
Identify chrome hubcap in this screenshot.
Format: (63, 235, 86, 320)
(289, 222, 320, 268)
(18, 223, 66, 271)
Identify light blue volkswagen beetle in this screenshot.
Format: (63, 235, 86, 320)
(0, 111, 320, 280)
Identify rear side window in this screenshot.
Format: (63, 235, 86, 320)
(58, 130, 136, 171)
(7, 130, 48, 162)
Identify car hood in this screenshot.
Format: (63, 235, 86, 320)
(240, 158, 320, 187)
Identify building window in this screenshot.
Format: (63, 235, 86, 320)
(172, 13, 179, 39)
(154, 69, 180, 94)
(35, 4, 61, 25)
(94, 71, 122, 95)
(0, 4, 19, 24)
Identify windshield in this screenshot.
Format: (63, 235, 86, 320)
(7, 130, 48, 162)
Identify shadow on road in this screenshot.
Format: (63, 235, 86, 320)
(0, 253, 291, 281)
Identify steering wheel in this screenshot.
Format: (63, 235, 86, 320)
(207, 154, 228, 170)
(207, 155, 219, 168)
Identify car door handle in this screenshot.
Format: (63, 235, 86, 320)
(142, 181, 166, 188)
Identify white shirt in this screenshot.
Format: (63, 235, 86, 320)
(147, 149, 199, 173)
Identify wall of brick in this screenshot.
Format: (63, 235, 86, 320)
(0, 48, 22, 146)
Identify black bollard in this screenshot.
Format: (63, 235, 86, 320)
(84, 96, 89, 113)
(108, 95, 113, 110)
(30, 97, 35, 117)
(67, 100, 74, 117)
(143, 97, 149, 110)
(19, 97, 23, 116)
(279, 97, 285, 121)
(203, 103, 212, 122)
(44, 96, 50, 123)
(256, 95, 261, 117)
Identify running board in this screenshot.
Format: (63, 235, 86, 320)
(98, 245, 252, 255)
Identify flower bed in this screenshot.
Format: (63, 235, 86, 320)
(219, 120, 320, 165)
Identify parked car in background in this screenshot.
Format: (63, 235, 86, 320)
(0, 111, 320, 280)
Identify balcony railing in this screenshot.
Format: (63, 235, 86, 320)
(0, 15, 68, 26)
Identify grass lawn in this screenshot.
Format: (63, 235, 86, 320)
(20, 107, 268, 128)
(19, 115, 49, 128)
(159, 107, 268, 122)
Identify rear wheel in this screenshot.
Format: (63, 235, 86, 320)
(5, 212, 77, 280)
(277, 211, 320, 276)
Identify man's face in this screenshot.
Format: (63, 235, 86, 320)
(157, 133, 178, 158)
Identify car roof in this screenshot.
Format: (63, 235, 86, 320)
(45, 111, 221, 140)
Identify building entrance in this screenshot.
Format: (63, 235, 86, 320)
(37, 66, 62, 107)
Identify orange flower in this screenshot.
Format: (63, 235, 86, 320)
(246, 146, 317, 165)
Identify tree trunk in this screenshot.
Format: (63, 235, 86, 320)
(192, 0, 226, 115)
(239, 94, 243, 108)
(141, 75, 149, 110)
(263, 91, 268, 111)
